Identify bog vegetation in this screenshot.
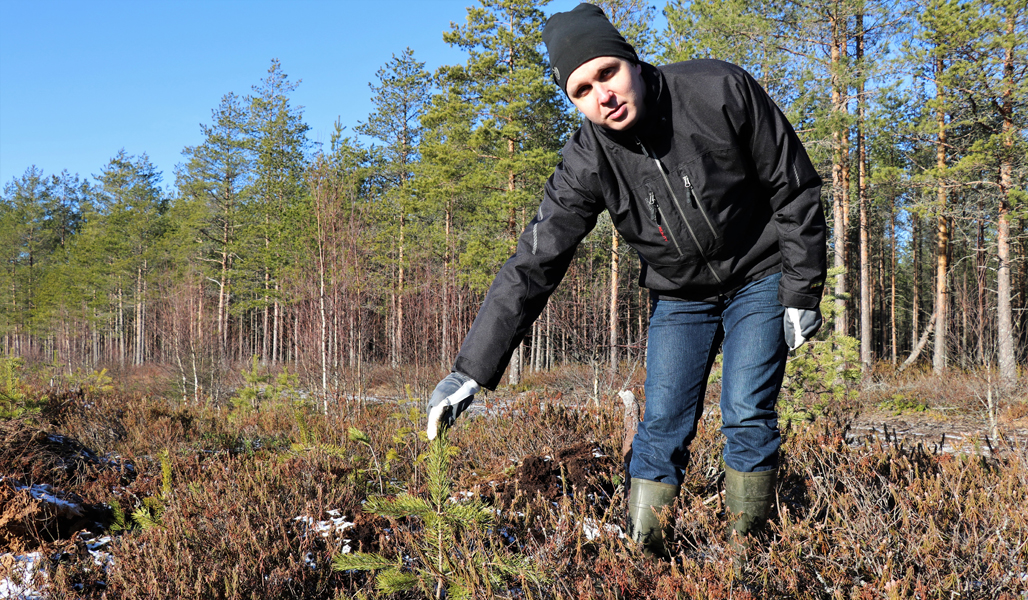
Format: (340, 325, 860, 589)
(0, 359, 1026, 598)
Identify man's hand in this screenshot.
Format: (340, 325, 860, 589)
(426, 372, 481, 440)
(784, 306, 822, 350)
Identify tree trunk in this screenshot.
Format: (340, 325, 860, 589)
(274, 291, 281, 364)
(397, 212, 405, 367)
(136, 264, 144, 366)
(912, 217, 920, 352)
(118, 284, 125, 368)
(857, 12, 871, 371)
(830, 8, 848, 335)
(609, 224, 619, 375)
(546, 301, 553, 371)
(442, 205, 451, 369)
(890, 195, 897, 365)
(976, 206, 987, 365)
(997, 9, 1017, 386)
(506, 147, 521, 386)
(316, 195, 329, 397)
(262, 280, 269, 362)
(901, 311, 938, 372)
(932, 65, 949, 374)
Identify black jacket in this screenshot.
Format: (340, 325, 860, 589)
(455, 59, 827, 390)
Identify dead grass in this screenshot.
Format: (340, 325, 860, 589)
(2, 366, 1027, 599)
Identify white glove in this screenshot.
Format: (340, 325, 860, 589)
(784, 307, 823, 350)
(426, 372, 481, 440)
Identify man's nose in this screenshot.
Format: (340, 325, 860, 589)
(597, 85, 615, 104)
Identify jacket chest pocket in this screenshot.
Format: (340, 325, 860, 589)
(610, 177, 719, 270)
(677, 147, 759, 243)
(636, 172, 725, 264)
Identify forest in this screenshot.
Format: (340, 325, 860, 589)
(2, 0, 1026, 398)
(3, 1, 1028, 598)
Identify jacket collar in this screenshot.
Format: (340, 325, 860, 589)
(593, 62, 671, 152)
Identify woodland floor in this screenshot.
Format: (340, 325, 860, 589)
(2, 364, 1027, 599)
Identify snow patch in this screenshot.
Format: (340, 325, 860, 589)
(292, 510, 355, 540)
(0, 553, 46, 600)
(581, 518, 624, 541)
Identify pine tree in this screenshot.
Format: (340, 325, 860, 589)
(0, 167, 63, 351)
(592, 0, 657, 60)
(242, 59, 311, 363)
(952, 0, 1027, 385)
(304, 128, 375, 394)
(178, 92, 253, 358)
(435, 0, 575, 384)
(418, 89, 483, 368)
(80, 151, 168, 366)
(332, 428, 547, 596)
(356, 48, 432, 368)
(904, 0, 978, 373)
(661, 0, 803, 104)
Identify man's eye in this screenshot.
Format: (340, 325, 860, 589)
(574, 86, 590, 98)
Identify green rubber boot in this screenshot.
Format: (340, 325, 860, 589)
(627, 478, 680, 558)
(724, 466, 777, 575)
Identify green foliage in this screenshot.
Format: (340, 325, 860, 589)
(878, 393, 929, 414)
(160, 449, 173, 499)
(348, 425, 385, 494)
(108, 451, 172, 533)
(784, 334, 861, 404)
(0, 167, 91, 341)
(660, 0, 813, 113)
(72, 367, 115, 396)
(0, 356, 44, 418)
(2, 2, 1026, 409)
(0, 355, 28, 400)
(332, 428, 548, 597)
(782, 268, 861, 411)
(426, 0, 574, 292)
(131, 496, 166, 530)
(383, 408, 421, 474)
(108, 498, 132, 533)
(107, 496, 165, 532)
(591, 0, 658, 60)
(231, 355, 269, 413)
(347, 426, 372, 446)
(230, 355, 304, 415)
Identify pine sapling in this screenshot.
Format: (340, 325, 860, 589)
(332, 427, 547, 598)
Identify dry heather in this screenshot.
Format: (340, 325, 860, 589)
(1, 367, 1026, 599)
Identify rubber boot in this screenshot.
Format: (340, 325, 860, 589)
(724, 466, 777, 576)
(627, 478, 680, 558)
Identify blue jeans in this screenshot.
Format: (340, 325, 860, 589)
(629, 272, 787, 485)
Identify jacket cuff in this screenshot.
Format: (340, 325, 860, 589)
(777, 285, 822, 310)
(453, 356, 500, 391)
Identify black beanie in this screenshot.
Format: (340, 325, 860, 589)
(542, 3, 638, 94)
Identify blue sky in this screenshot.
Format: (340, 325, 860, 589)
(0, 0, 593, 192)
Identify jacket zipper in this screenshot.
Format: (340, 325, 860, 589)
(648, 192, 683, 255)
(637, 138, 724, 285)
(683, 175, 719, 238)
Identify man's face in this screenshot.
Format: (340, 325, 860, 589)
(565, 56, 646, 132)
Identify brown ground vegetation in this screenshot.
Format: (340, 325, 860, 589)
(1, 366, 1026, 599)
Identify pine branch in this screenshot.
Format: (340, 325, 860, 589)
(444, 503, 493, 527)
(365, 493, 433, 519)
(331, 552, 397, 573)
(131, 504, 164, 530)
(374, 567, 419, 594)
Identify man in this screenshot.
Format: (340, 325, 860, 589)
(426, 3, 827, 562)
